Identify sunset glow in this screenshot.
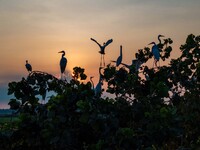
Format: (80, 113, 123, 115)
(0, 0, 200, 108)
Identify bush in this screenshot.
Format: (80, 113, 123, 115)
(2, 34, 200, 149)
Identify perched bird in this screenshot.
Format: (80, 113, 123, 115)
(157, 34, 165, 60)
(58, 50, 67, 79)
(90, 67, 103, 97)
(158, 34, 165, 45)
(121, 59, 143, 73)
(148, 35, 165, 68)
(25, 60, 32, 73)
(148, 42, 160, 68)
(116, 45, 123, 67)
(91, 38, 113, 67)
(90, 76, 95, 90)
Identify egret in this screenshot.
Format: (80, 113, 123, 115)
(25, 60, 32, 73)
(58, 50, 67, 79)
(90, 67, 103, 97)
(91, 38, 113, 67)
(148, 42, 160, 68)
(116, 45, 123, 67)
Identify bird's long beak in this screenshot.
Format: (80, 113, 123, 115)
(160, 35, 165, 37)
(148, 42, 154, 45)
(58, 51, 62, 53)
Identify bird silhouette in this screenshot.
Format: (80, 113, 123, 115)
(90, 76, 95, 90)
(148, 42, 160, 68)
(121, 59, 143, 73)
(91, 38, 113, 67)
(158, 34, 165, 45)
(25, 60, 32, 73)
(58, 50, 67, 79)
(90, 67, 104, 97)
(116, 45, 123, 67)
(157, 34, 166, 60)
(148, 35, 165, 68)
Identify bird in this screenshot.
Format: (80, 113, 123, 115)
(90, 67, 103, 97)
(90, 76, 95, 90)
(158, 34, 165, 45)
(58, 50, 67, 79)
(148, 42, 160, 68)
(116, 45, 123, 67)
(157, 34, 166, 60)
(25, 60, 32, 73)
(121, 59, 143, 73)
(91, 38, 113, 67)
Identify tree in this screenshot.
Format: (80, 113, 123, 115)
(2, 34, 200, 150)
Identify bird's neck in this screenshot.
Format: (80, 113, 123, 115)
(99, 68, 103, 80)
(120, 46, 122, 56)
(62, 53, 65, 57)
(90, 78, 94, 90)
(158, 37, 161, 44)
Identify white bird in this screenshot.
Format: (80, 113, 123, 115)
(58, 50, 67, 79)
(116, 45, 123, 67)
(25, 60, 32, 73)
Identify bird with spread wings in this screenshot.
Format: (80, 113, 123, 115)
(91, 38, 113, 67)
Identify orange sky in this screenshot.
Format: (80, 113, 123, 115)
(0, 0, 200, 108)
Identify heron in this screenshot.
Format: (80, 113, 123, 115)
(25, 60, 32, 73)
(158, 34, 165, 44)
(157, 34, 166, 60)
(90, 67, 103, 97)
(116, 45, 123, 67)
(91, 38, 113, 67)
(111, 45, 123, 67)
(121, 59, 143, 73)
(148, 42, 160, 68)
(58, 50, 67, 79)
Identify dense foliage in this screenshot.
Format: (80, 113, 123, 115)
(1, 34, 200, 149)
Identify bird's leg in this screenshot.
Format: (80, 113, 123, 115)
(153, 59, 155, 68)
(154, 59, 158, 68)
(63, 72, 66, 81)
(61, 73, 63, 80)
(61, 73, 66, 80)
(100, 55, 102, 67)
(103, 55, 105, 67)
(158, 60, 160, 68)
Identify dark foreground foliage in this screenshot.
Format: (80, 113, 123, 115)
(1, 34, 200, 149)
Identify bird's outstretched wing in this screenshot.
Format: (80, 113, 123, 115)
(90, 38, 101, 47)
(90, 38, 96, 42)
(105, 39, 113, 47)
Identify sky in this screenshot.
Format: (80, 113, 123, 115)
(0, 0, 200, 108)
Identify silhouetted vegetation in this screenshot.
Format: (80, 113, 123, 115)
(1, 34, 200, 149)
